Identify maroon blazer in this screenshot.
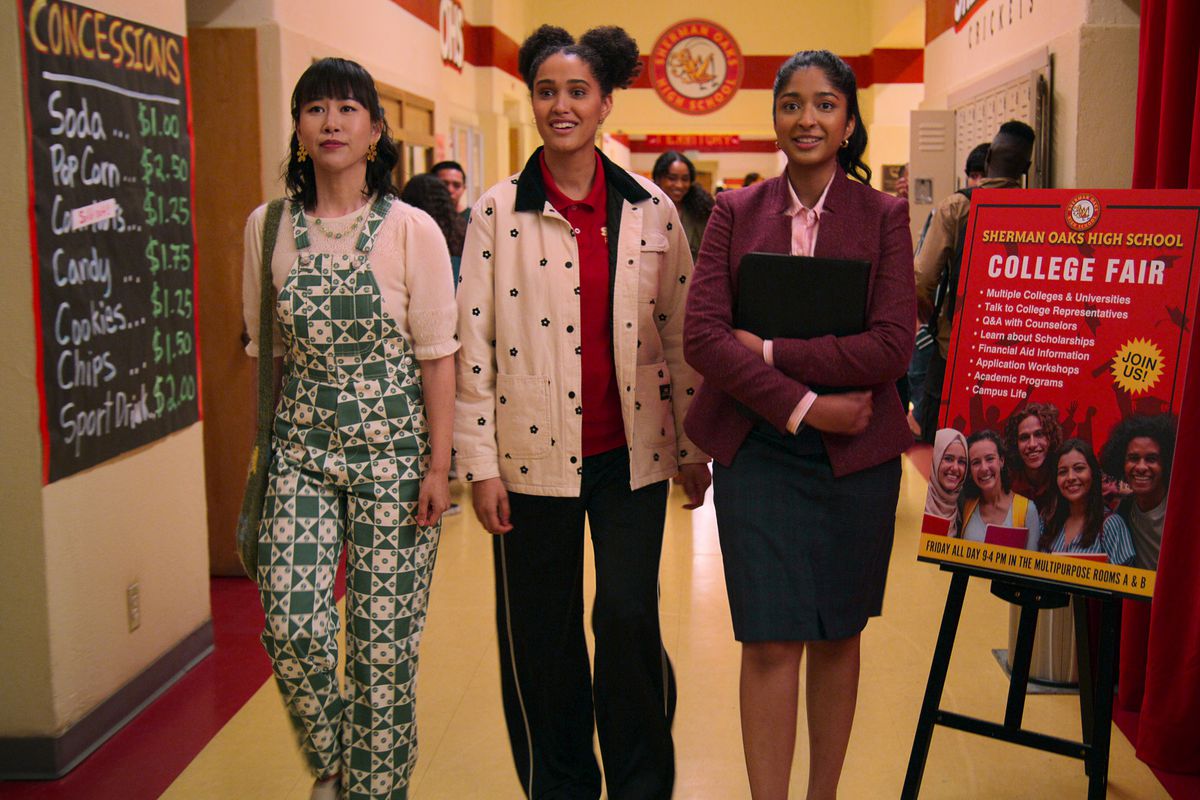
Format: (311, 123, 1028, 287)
(683, 170, 916, 476)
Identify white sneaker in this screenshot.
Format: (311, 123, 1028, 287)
(310, 775, 341, 800)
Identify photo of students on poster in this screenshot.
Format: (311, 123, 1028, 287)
(918, 188, 1200, 599)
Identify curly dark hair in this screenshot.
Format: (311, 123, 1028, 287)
(1100, 414, 1177, 488)
(651, 151, 715, 222)
(957, 429, 1012, 513)
(518, 25, 641, 94)
(1041, 439, 1106, 552)
(284, 58, 400, 209)
(1003, 403, 1063, 476)
(401, 174, 465, 257)
(772, 50, 871, 185)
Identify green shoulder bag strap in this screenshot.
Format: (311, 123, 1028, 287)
(236, 198, 285, 578)
(256, 199, 286, 441)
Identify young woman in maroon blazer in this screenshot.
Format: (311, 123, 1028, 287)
(683, 51, 915, 799)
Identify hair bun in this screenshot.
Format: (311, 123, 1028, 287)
(579, 26, 641, 90)
(518, 25, 574, 83)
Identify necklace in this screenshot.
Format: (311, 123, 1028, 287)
(312, 210, 364, 240)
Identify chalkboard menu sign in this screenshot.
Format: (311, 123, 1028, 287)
(20, 0, 200, 483)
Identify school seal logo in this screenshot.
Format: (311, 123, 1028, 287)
(1065, 193, 1101, 232)
(649, 20, 742, 115)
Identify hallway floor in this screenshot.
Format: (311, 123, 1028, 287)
(1, 455, 1183, 798)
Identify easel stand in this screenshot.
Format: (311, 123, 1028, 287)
(902, 563, 1122, 800)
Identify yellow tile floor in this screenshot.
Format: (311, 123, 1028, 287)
(163, 458, 1167, 798)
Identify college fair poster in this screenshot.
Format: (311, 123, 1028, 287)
(917, 189, 1200, 599)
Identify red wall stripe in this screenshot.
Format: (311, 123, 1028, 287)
(926, 0, 958, 43)
(926, 0, 997, 43)
(389, 0, 439, 29)
(463, 22, 521, 78)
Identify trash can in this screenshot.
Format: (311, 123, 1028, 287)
(1007, 603, 1079, 687)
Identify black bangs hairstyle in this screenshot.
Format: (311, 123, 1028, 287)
(517, 25, 641, 95)
(772, 50, 871, 185)
(1041, 439, 1106, 552)
(284, 57, 400, 208)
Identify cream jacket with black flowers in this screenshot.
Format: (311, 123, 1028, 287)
(454, 148, 708, 497)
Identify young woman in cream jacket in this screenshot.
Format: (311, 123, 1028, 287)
(454, 24, 708, 800)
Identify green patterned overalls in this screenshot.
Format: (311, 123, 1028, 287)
(257, 194, 438, 799)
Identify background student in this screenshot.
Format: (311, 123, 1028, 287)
(914, 121, 1035, 442)
(652, 150, 715, 264)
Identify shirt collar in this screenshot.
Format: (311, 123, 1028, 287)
(784, 172, 835, 218)
(539, 150, 606, 213)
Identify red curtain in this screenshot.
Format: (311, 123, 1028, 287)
(1122, 0, 1200, 773)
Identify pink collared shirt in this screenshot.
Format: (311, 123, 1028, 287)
(763, 174, 834, 432)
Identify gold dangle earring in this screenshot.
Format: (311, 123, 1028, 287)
(367, 141, 378, 162)
(296, 142, 308, 162)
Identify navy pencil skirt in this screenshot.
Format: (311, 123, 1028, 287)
(712, 424, 902, 642)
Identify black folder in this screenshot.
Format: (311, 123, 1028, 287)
(735, 252, 870, 340)
(735, 252, 870, 409)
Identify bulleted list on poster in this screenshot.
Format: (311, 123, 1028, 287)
(917, 189, 1200, 598)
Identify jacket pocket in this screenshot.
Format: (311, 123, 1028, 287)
(637, 234, 669, 303)
(495, 373, 552, 459)
(634, 361, 675, 447)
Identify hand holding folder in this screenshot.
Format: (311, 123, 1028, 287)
(735, 252, 871, 400)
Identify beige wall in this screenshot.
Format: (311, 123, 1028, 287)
(921, 0, 1138, 190)
(1, 0, 211, 739)
(0, 0, 55, 738)
(189, 0, 536, 194)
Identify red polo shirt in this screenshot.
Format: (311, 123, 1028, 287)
(540, 152, 625, 456)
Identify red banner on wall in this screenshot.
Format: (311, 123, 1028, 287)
(643, 134, 740, 148)
(917, 189, 1200, 598)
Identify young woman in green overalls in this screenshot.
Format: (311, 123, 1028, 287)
(242, 58, 457, 800)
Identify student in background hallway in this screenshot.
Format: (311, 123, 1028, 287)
(453, 24, 709, 800)
(907, 141, 990, 435)
(242, 58, 457, 800)
(432, 159, 469, 218)
(652, 150, 715, 263)
(403, 172, 470, 517)
(401, 172, 467, 283)
(683, 50, 914, 800)
(914, 122, 1035, 442)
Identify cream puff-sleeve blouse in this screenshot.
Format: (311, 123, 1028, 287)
(242, 197, 459, 361)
